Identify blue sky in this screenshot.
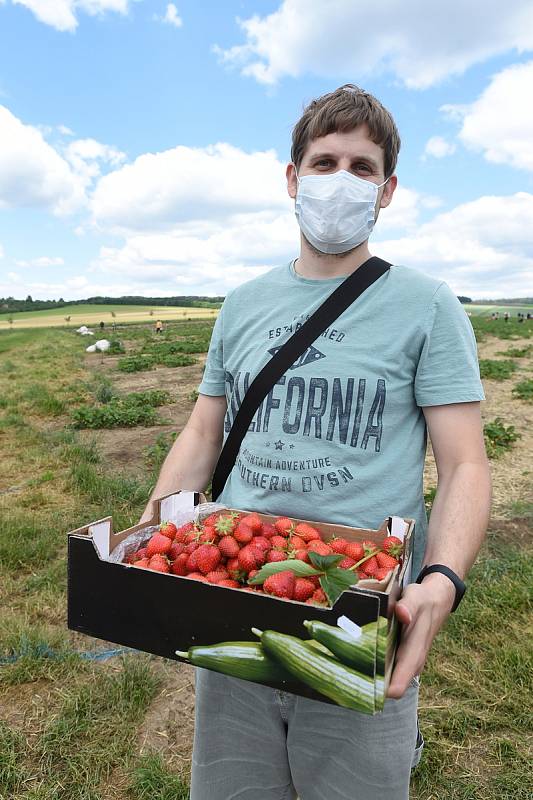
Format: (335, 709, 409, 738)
(1, 0, 533, 300)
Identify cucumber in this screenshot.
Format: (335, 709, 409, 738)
(176, 642, 294, 685)
(303, 620, 376, 677)
(257, 630, 375, 714)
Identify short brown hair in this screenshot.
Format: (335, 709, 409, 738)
(291, 84, 401, 178)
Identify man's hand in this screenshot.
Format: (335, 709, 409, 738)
(386, 572, 456, 698)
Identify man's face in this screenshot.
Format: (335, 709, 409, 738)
(287, 125, 397, 217)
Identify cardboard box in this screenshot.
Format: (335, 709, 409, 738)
(68, 491, 414, 714)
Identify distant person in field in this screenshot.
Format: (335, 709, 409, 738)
(504, 312, 509, 322)
(99, 321, 105, 331)
(139, 85, 491, 800)
(155, 320, 163, 334)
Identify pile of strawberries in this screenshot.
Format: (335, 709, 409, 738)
(124, 511, 404, 606)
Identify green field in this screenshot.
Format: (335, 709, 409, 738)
(0, 319, 531, 799)
(0, 303, 220, 330)
(466, 303, 533, 317)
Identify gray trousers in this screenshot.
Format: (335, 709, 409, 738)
(191, 669, 423, 800)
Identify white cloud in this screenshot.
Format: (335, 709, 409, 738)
(0, 105, 125, 214)
(58, 124, 75, 136)
(11, 0, 131, 33)
(216, 0, 533, 88)
(376, 192, 533, 297)
(444, 60, 533, 172)
(15, 256, 65, 267)
(160, 3, 182, 28)
(423, 136, 456, 159)
(90, 142, 291, 233)
(0, 105, 86, 214)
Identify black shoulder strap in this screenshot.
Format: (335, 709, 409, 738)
(211, 256, 391, 500)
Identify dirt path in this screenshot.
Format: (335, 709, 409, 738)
(423, 335, 533, 516)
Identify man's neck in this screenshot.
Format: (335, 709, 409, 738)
(294, 237, 372, 279)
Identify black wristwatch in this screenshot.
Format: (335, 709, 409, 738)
(415, 564, 466, 612)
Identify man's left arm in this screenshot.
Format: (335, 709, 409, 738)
(387, 401, 491, 698)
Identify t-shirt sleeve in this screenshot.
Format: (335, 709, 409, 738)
(414, 282, 485, 407)
(198, 303, 226, 396)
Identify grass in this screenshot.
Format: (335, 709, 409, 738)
(512, 379, 533, 403)
(483, 417, 521, 458)
(129, 753, 190, 800)
(478, 359, 518, 380)
(1, 319, 531, 800)
(411, 529, 533, 799)
(71, 389, 172, 429)
(496, 345, 532, 358)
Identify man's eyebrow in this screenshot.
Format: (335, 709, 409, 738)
(307, 151, 380, 168)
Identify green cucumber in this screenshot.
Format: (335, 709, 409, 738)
(303, 620, 376, 677)
(176, 642, 294, 685)
(256, 629, 375, 714)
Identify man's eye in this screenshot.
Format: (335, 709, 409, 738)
(354, 163, 371, 173)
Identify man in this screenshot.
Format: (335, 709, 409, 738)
(140, 85, 491, 799)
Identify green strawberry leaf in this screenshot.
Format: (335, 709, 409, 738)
(307, 552, 344, 572)
(248, 559, 321, 585)
(319, 568, 359, 606)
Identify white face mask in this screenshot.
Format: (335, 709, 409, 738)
(295, 169, 388, 254)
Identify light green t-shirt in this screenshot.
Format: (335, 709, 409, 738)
(199, 261, 485, 578)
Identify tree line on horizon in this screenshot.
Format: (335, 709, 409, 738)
(0, 295, 225, 314)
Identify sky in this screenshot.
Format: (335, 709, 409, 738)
(1, 0, 533, 301)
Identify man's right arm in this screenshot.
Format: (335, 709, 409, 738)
(139, 393, 227, 524)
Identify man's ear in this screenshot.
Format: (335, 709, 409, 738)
(379, 174, 397, 209)
(286, 163, 298, 200)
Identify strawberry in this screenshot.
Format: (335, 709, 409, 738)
(218, 535, 240, 559)
(226, 557, 241, 576)
(270, 535, 289, 550)
(248, 569, 260, 581)
(238, 545, 260, 573)
(148, 554, 170, 573)
(294, 522, 321, 542)
(133, 557, 150, 568)
(262, 523, 277, 538)
(214, 513, 238, 536)
(362, 555, 379, 577)
(357, 567, 370, 579)
(263, 570, 296, 599)
(206, 569, 229, 584)
(168, 541, 185, 560)
(307, 540, 333, 556)
(187, 572, 208, 582)
(174, 522, 196, 543)
(202, 511, 222, 527)
(234, 521, 254, 544)
(310, 587, 328, 605)
(159, 521, 178, 539)
(240, 512, 263, 533)
(381, 536, 404, 558)
(266, 549, 287, 563)
(338, 557, 356, 569)
(170, 553, 189, 575)
(217, 579, 241, 588)
(184, 541, 199, 554)
(184, 529, 199, 544)
(198, 527, 217, 543)
(293, 578, 315, 602)
(330, 537, 349, 554)
(252, 536, 271, 552)
(376, 551, 399, 570)
(196, 544, 221, 575)
(362, 539, 379, 556)
(374, 567, 393, 582)
(288, 534, 307, 551)
(135, 547, 148, 560)
(295, 548, 310, 563)
(309, 575, 321, 588)
(344, 541, 364, 561)
(186, 550, 199, 572)
(146, 532, 172, 558)
(274, 517, 294, 536)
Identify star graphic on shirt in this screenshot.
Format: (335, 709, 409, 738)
(274, 440, 285, 450)
(289, 444, 295, 449)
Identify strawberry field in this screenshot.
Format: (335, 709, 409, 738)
(0, 316, 532, 800)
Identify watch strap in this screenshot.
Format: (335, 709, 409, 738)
(415, 564, 466, 612)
